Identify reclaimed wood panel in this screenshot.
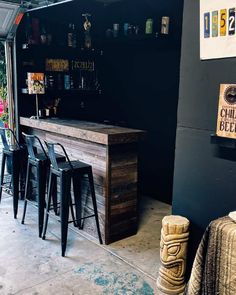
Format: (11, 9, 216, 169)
(20, 117, 145, 145)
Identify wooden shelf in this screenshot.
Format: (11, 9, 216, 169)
(21, 43, 102, 56)
(98, 33, 175, 50)
(21, 87, 101, 95)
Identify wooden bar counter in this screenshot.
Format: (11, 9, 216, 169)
(20, 117, 145, 244)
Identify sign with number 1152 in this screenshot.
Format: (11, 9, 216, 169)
(200, 1, 236, 59)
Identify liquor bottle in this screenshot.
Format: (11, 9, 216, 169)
(145, 18, 153, 34)
(70, 74, 74, 89)
(68, 23, 72, 47)
(68, 23, 77, 47)
(40, 24, 47, 44)
(25, 13, 33, 45)
(71, 24, 77, 48)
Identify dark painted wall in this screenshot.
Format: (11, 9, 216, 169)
(172, 0, 236, 275)
(17, 0, 183, 204)
(98, 0, 184, 203)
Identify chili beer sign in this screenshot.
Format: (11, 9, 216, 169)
(216, 84, 236, 139)
(200, 1, 236, 60)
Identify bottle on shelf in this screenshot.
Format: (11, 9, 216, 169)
(70, 74, 74, 89)
(25, 13, 33, 45)
(64, 74, 70, 90)
(83, 13, 92, 49)
(145, 18, 153, 34)
(40, 24, 47, 45)
(67, 23, 77, 48)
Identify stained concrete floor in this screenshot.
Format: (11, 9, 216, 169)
(0, 193, 171, 295)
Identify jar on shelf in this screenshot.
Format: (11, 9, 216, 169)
(145, 18, 153, 34)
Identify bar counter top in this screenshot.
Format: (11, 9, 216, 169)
(20, 117, 145, 145)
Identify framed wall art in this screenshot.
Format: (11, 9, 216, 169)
(200, 0, 236, 60)
(216, 84, 236, 139)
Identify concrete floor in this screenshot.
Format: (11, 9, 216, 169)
(0, 193, 171, 295)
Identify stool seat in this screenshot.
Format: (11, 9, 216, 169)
(55, 160, 90, 172)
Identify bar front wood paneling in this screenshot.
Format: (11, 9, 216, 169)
(20, 117, 145, 244)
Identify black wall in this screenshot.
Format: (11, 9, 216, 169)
(98, 0, 184, 203)
(172, 0, 236, 274)
(17, 0, 184, 204)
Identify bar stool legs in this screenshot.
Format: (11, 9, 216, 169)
(42, 171, 71, 257)
(0, 152, 6, 203)
(21, 161, 30, 225)
(42, 171, 53, 242)
(43, 169, 103, 256)
(37, 162, 47, 238)
(60, 173, 71, 257)
(21, 161, 47, 237)
(12, 152, 20, 219)
(0, 151, 21, 219)
(72, 174, 82, 229)
(87, 168, 103, 245)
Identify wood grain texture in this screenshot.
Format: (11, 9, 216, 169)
(20, 118, 144, 244)
(20, 117, 145, 145)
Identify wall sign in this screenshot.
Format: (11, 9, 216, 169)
(71, 60, 95, 71)
(27, 72, 45, 95)
(217, 84, 236, 139)
(45, 59, 69, 72)
(200, 1, 236, 60)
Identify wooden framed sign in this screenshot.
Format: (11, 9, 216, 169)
(27, 72, 45, 95)
(45, 59, 69, 72)
(216, 84, 236, 138)
(200, 0, 236, 60)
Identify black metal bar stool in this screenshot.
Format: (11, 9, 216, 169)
(0, 127, 27, 218)
(21, 133, 65, 238)
(42, 142, 103, 257)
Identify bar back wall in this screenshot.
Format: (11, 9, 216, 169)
(16, 0, 184, 204)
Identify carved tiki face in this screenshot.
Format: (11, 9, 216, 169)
(157, 215, 190, 294)
(160, 229, 189, 280)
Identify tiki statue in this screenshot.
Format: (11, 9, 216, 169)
(157, 215, 190, 294)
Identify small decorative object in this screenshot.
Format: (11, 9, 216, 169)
(134, 25, 140, 35)
(161, 16, 170, 35)
(46, 74, 55, 89)
(216, 84, 236, 139)
(67, 23, 77, 48)
(82, 13, 92, 49)
(106, 29, 113, 38)
(157, 215, 190, 295)
(40, 24, 47, 44)
(145, 18, 153, 34)
(124, 23, 129, 36)
(113, 23, 119, 38)
(27, 72, 45, 119)
(71, 60, 95, 71)
(64, 74, 70, 90)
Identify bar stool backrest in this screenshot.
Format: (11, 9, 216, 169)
(0, 127, 20, 150)
(46, 142, 73, 171)
(22, 133, 47, 161)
